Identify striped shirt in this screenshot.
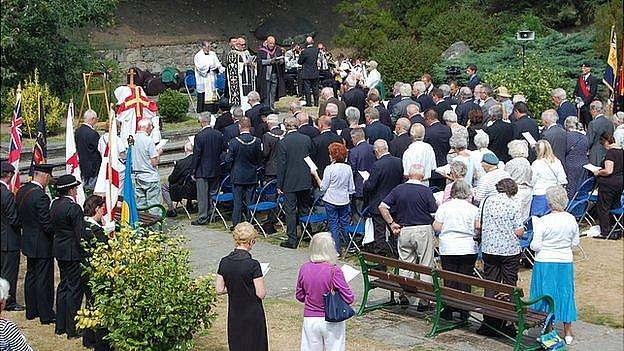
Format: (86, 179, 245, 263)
(474, 168, 511, 203)
(0, 318, 33, 351)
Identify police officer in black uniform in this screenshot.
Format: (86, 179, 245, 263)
(225, 117, 263, 228)
(0, 162, 24, 311)
(50, 174, 88, 337)
(16, 163, 56, 324)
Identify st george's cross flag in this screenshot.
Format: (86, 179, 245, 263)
(7, 85, 23, 192)
(603, 25, 618, 96)
(114, 84, 161, 143)
(29, 93, 47, 176)
(94, 107, 122, 224)
(65, 101, 85, 206)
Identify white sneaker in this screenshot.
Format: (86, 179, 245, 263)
(565, 335, 574, 345)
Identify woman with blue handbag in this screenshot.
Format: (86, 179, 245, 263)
(530, 185, 579, 345)
(296, 232, 355, 351)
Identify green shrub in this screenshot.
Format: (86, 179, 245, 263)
(157, 89, 189, 122)
(371, 38, 441, 87)
(3, 70, 65, 135)
(77, 227, 218, 351)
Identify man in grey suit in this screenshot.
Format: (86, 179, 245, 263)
(587, 101, 614, 166)
(480, 85, 497, 126)
(540, 109, 568, 166)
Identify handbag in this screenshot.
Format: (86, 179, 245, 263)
(323, 267, 355, 323)
(538, 313, 567, 350)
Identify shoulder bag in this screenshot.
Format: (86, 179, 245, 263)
(323, 266, 355, 322)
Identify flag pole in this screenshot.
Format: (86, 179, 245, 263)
(107, 103, 114, 220)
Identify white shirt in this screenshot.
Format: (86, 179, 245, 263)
(530, 158, 567, 195)
(530, 211, 580, 263)
(402, 141, 437, 185)
(474, 168, 510, 203)
(365, 69, 381, 89)
(194, 49, 223, 93)
(434, 199, 478, 255)
(614, 125, 624, 148)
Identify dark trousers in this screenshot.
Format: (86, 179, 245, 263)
(25, 257, 55, 323)
(284, 190, 311, 244)
(441, 254, 477, 292)
(302, 79, 319, 106)
(580, 106, 591, 129)
(232, 184, 255, 226)
(56, 260, 86, 336)
(482, 253, 520, 328)
(196, 92, 217, 114)
(371, 213, 395, 256)
(1, 250, 20, 307)
(597, 183, 623, 236)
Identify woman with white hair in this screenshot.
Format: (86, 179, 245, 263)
(505, 140, 533, 220)
(564, 116, 589, 199)
(530, 186, 579, 345)
(0, 277, 34, 350)
(530, 140, 567, 216)
(449, 134, 477, 186)
(216, 222, 268, 351)
(296, 232, 354, 351)
(613, 111, 624, 147)
(469, 130, 496, 181)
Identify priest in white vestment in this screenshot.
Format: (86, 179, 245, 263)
(194, 41, 224, 113)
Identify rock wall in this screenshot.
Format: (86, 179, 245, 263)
(101, 42, 227, 73)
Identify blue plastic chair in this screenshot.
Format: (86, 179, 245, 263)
(247, 179, 284, 237)
(566, 176, 596, 226)
(297, 197, 327, 248)
(210, 175, 233, 228)
(343, 206, 369, 256)
(519, 217, 535, 268)
(607, 193, 624, 239)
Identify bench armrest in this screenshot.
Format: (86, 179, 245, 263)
(137, 204, 167, 221)
(517, 292, 555, 314)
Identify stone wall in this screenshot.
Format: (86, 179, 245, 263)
(101, 42, 227, 73)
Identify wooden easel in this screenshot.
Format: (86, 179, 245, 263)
(78, 72, 110, 121)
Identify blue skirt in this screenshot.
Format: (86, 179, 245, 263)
(530, 195, 549, 217)
(530, 261, 577, 323)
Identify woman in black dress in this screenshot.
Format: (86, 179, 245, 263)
(216, 222, 268, 351)
(593, 133, 624, 239)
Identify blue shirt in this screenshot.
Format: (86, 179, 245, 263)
(381, 180, 437, 226)
(320, 163, 355, 206)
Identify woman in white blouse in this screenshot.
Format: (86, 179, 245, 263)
(530, 186, 579, 345)
(505, 140, 532, 220)
(530, 140, 567, 216)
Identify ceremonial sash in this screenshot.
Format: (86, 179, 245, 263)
(578, 75, 591, 97)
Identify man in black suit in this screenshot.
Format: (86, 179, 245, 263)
(226, 117, 263, 227)
(74, 109, 101, 189)
(485, 104, 514, 163)
(277, 117, 314, 248)
(341, 107, 361, 149)
(191, 112, 225, 225)
(455, 87, 481, 126)
(407, 104, 424, 125)
(363, 140, 403, 256)
(50, 174, 86, 337)
(297, 36, 320, 107)
(297, 111, 320, 139)
(441, 83, 459, 106)
(431, 88, 452, 124)
(540, 109, 568, 165)
(1, 162, 24, 311)
(466, 64, 480, 90)
(223, 107, 245, 145)
(312, 116, 343, 177)
(318, 87, 346, 120)
(413, 81, 434, 113)
(552, 88, 577, 126)
(16, 163, 55, 325)
(424, 109, 451, 190)
(389, 118, 411, 159)
(511, 102, 539, 161)
(386, 81, 404, 115)
(162, 142, 196, 217)
(364, 107, 393, 144)
(244, 91, 263, 131)
(214, 100, 234, 133)
(348, 128, 376, 218)
(367, 89, 392, 127)
(262, 114, 284, 180)
(573, 62, 599, 128)
(342, 75, 367, 122)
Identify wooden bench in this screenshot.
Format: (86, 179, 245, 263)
(113, 201, 166, 232)
(358, 252, 554, 351)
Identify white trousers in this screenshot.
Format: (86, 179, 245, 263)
(301, 317, 346, 351)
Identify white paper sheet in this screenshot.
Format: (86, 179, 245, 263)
(341, 264, 360, 283)
(260, 263, 270, 276)
(188, 136, 195, 146)
(304, 156, 318, 172)
(435, 164, 451, 177)
(358, 170, 370, 182)
(155, 139, 169, 150)
(583, 164, 600, 173)
(522, 132, 537, 146)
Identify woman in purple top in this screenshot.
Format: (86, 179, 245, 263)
(296, 232, 355, 351)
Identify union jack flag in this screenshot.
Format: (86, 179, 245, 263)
(8, 86, 23, 192)
(29, 94, 47, 176)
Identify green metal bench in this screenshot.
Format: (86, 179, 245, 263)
(358, 252, 554, 351)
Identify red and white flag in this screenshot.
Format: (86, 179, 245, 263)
(114, 85, 160, 142)
(8, 86, 23, 193)
(94, 107, 121, 224)
(65, 101, 85, 206)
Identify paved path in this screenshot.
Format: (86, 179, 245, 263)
(173, 219, 624, 351)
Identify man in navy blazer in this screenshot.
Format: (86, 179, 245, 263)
(297, 111, 320, 139)
(223, 107, 245, 145)
(552, 88, 577, 126)
(364, 107, 393, 144)
(466, 64, 480, 90)
(363, 140, 403, 255)
(389, 118, 412, 158)
(423, 109, 451, 190)
(341, 75, 367, 122)
(348, 128, 376, 218)
(540, 109, 568, 165)
(455, 87, 481, 126)
(191, 112, 225, 225)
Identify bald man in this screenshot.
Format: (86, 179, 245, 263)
(257, 36, 286, 109)
(226, 36, 256, 108)
(298, 36, 320, 106)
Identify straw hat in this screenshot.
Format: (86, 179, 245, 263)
(496, 86, 512, 98)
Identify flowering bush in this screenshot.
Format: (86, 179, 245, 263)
(77, 227, 217, 351)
